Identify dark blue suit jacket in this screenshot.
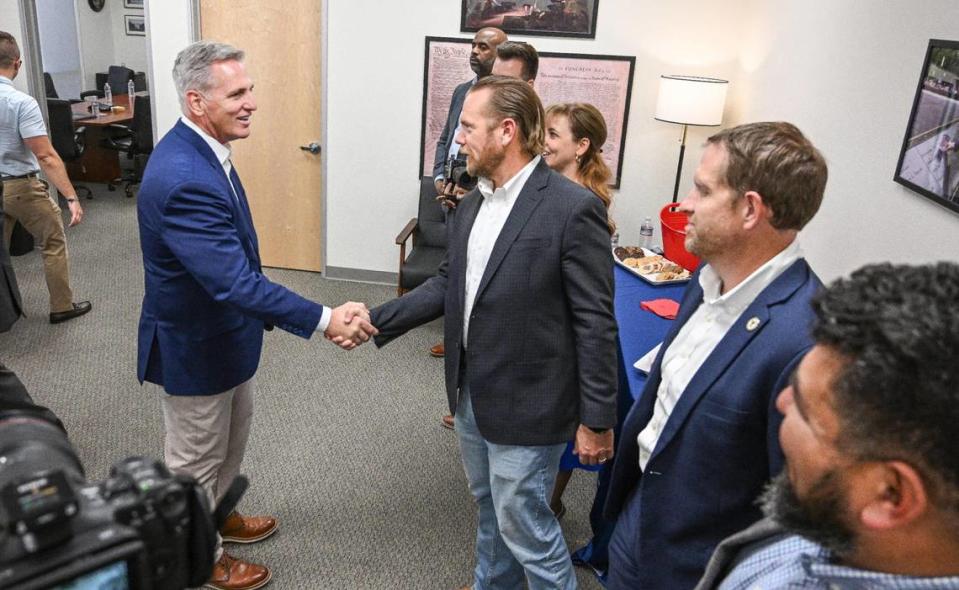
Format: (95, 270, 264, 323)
(136, 120, 323, 396)
(604, 258, 821, 589)
(432, 78, 474, 179)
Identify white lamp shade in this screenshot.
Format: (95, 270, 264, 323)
(654, 75, 728, 126)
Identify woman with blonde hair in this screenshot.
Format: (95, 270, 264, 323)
(542, 102, 615, 521)
(543, 102, 615, 235)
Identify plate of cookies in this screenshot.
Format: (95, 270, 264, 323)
(613, 246, 692, 285)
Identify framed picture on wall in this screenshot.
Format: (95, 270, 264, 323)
(894, 38, 959, 215)
(123, 0, 144, 8)
(124, 15, 146, 36)
(419, 36, 634, 187)
(461, 0, 599, 39)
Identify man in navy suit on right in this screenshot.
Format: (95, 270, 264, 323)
(605, 122, 829, 589)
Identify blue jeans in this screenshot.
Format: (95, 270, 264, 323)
(455, 385, 575, 590)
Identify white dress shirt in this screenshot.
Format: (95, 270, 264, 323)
(462, 156, 540, 346)
(179, 116, 331, 332)
(636, 239, 803, 469)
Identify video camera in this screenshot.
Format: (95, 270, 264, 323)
(0, 371, 243, 590)
(444, 152, 478, 193)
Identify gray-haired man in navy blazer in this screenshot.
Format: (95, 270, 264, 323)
(370, 76, 618, 590)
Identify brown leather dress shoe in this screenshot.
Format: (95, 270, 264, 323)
(204, 552, 271, 590)
(441, 414, 455, 430)
(430, 342, 445, 357)
(220, 511, 278, 544)
(49, 301, 92, 324)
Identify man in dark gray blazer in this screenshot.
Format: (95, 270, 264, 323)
(371, 76, 618, 590)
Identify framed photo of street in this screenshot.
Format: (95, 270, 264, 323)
(419, 36, 635, 187)
(894, 38, 959, 216)
(461, 0, 599, 39)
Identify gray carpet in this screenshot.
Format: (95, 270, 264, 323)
(0, 183, 605, 589)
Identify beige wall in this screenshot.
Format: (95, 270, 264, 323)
(735, 0, 959, 281)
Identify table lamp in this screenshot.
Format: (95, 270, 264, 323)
(654, 75, 728, 202)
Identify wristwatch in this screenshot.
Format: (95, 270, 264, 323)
(64, 197, 77, 203)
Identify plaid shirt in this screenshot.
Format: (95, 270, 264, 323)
(719, 534, 959, 589)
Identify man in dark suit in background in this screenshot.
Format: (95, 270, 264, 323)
(429, 26, 506, 363)
(370, 77, 618, 590)
(604, 122, 829, 589)
(490, 40, 538, 85)
(137, 41, 376, 590)
(432, 27, 507, 194)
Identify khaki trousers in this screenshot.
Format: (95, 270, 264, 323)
(1, 177, 73, 313)
(161, 378, 254, 558)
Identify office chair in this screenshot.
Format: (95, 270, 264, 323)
(101, 95, 153, 198)
(46, 99, 93, 200)
(43, 73, 82, 103)
(395, 176, 448, 296)
(80, 65, 135, 100)
(43, 72, 58, 98)
(133, 71, 148, 92)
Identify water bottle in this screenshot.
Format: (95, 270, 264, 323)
(639, 216, 654, 249)
(128, 79, 136, 113)
(103, 82, 112, 107)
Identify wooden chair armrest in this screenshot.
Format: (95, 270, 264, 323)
(395, 218, 417, 245)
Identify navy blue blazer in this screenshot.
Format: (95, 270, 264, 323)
(136, 121, 323, 396)
(604, 258, 821, 589)
(432, 78, 474, 179)
(372, 160, 618, 445)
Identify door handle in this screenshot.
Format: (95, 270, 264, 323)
(299, 142, 321, 155)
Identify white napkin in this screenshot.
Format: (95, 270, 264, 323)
(633, 343, 662, 375)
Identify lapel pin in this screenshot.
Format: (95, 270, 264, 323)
(746, 317, 761, 332)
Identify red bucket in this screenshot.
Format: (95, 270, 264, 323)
(660, 204, 700, 272)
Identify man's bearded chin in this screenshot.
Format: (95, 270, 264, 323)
(760, 470, 857, 556)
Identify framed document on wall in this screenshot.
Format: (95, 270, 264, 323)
(419, 36, 635, 187)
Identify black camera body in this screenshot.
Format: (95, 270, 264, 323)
(445, 152, 478, 193)
(0, 411, 223, 590)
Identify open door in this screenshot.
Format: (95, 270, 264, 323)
(199, 0, 324, 272)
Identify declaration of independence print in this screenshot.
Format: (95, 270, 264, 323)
(419, 36, 635, 187)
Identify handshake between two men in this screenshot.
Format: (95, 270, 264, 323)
(323, 301, 378, 350)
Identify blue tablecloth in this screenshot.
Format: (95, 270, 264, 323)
(613, 264, 687, 401)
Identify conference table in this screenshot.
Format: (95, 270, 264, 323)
(68, 93, 139, 183)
